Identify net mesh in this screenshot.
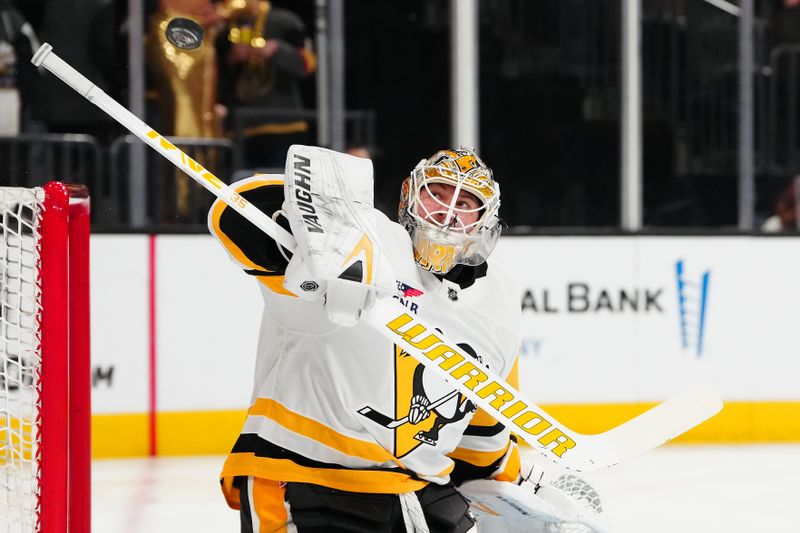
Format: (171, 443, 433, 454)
(546, 474, 605, 533)
(0, 187, 43, 533)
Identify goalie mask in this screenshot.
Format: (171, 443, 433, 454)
(398, 148, 501, 274)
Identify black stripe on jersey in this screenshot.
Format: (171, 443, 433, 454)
(236, 476, 256, 533)
(218, 183, 293, 274)
(463, 421, 504, 437)
(244, 269, 284, 277)
(450, 456, 505, 487)
(231, 433, 426, 481)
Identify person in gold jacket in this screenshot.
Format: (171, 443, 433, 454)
(147, 0, 225, 220)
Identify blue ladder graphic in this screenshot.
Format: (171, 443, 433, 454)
(675, 260, 710, 357)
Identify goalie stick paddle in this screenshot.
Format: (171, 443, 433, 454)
(31, 43, 724, 471)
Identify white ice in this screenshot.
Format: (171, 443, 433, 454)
(91, 444, 800, 532)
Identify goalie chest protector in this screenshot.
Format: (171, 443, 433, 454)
(218, 205, 521, 494)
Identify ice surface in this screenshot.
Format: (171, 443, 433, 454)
(91, 444, 800, 532)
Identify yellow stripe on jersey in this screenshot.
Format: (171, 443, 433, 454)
(209, 178, 284, 271)
(469, 407, 502, 428)
(492, 442, 521, 482)
(249, 398, 406, 468)
(221, 476, 241, 510)
(448, 440, 511, 468)
(252, 478, 288, 533)
(209, 178, 296, 295)
(222, 454, 429, 494)
(254, 274, 295, 296)
(435, 462, 456, 479)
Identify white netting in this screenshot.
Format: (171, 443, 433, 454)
(544, 474, 606, 533)
(0, 187, 44, 533)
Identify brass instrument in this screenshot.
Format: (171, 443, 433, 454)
(222, 0, 275, 104)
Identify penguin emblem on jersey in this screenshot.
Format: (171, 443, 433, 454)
(357, 341, 480, 458)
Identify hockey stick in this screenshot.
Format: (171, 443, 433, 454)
(31, 43, 297, 253)
(32, 43, 723, 471)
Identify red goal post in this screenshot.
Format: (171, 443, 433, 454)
(0, 182, 90, 533)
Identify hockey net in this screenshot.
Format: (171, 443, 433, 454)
(0, 183, 90, 533)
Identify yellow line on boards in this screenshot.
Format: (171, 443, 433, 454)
(156, 410, 246, 456)
(538, 401, 800, 443)
(92, 413, 150, 458)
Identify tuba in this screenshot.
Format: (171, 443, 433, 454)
(222, 0, 275, 104)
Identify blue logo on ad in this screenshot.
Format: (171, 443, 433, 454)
(520, 337, 544, 358)
(675, 260, 711, 357)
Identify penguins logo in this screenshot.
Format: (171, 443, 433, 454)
(357, 341, 481, 457)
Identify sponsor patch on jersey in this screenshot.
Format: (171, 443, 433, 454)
(397, 281, 424, 298)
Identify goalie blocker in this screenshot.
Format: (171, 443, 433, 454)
(281, 145, 396, 326)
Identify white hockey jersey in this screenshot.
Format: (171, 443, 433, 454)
(209, 176, 522, 503)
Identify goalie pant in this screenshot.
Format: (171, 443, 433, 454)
(233, 476, 608, 533)
(210, 177, 524, 523)
(234, 475, 477, 532)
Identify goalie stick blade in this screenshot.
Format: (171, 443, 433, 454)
(580, 384, 724, 469)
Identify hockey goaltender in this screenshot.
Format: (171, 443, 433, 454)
(208, 145, 608, 532)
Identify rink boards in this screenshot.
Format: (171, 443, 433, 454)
(88, 234, 800, 457)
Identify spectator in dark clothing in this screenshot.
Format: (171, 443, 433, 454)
(216, 0, 316, 170)
(9, 0, 45, 30)
(28, 0, 122, 142)
(0, 0, 39, 134)
(770, 0, 800, 46)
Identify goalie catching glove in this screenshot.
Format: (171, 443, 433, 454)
(460, 471, 610, 533)
(282, 145, 396, 326)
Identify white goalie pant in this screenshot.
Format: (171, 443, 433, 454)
(460, 476, 610, 533)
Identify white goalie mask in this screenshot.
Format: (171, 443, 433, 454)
(398, 148, 501, 274)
